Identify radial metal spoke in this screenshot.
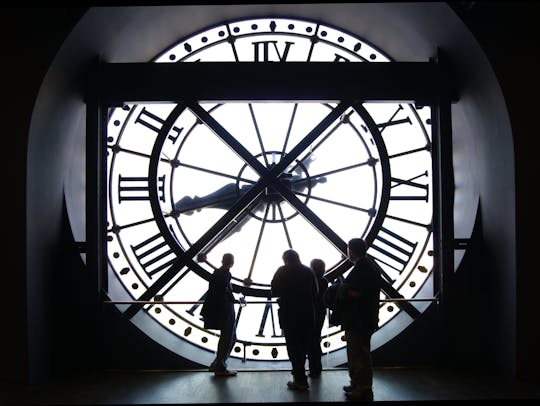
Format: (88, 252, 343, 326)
(272, 101, 350, 175)
(198, 196, 264, 255)
(291, 160, 373, 184)
(281, 103, 298, 156)
(177, 161, 256, 184)
(276, 203, 293, 248)
(286, 112, 345, 175)
(294, 191, 372, 214)
(248, 103, 269, 167)
(188, 102, 267, 175)
(112, 146, 152, 160)
(385, 213, 430, 229)
(389, 146, 430, 160)
(245, 204, 270, 283)
(111, 216, 159, 232)
(273, 182, 348, 255)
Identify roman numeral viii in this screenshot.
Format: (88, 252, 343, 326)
(371, 226, 417, 277)
(131, 232, 177, 277)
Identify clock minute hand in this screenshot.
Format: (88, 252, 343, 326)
(198, 197, 264, 258)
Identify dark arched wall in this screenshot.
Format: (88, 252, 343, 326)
(3, 2, 537, 384)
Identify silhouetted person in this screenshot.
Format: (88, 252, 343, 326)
(339, 238, 382, 401)
(307, 258, 329, 378)
(201, 253, 239, 377)
(271, 249, 318, 391)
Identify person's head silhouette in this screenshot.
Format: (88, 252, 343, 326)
(222, 253, 234, 268)
(347, 238, 367, 263)
(282, 249, 301, 266)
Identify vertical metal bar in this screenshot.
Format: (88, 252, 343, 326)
(98, 106, 109, 296)
(432, 49, 456, 309)
(431, 99, 442, 301)
(430, 49, 456, 367)
(86, 58, 108, 368)
(87, 59, 109, 296)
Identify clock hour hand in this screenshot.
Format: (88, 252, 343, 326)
(174, 153, 325, 216)
(174, 153, 326, 255)
(174, 183, 264, 254)
(174, 183, 252, 215)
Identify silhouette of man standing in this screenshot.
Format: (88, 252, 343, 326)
(307, 258, 329, 378)
(201, 253, 238, 377)
(341, 238, 382, 401)
(271, 249, 318, 391)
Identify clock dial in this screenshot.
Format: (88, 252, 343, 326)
(105, 17, 433, 366)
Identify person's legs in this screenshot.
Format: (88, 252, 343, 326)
(213, 307, 236, 371)
(308, 315, 324, 376)
(284, 326, 309, 386)
(344, 329, 373, 400)
(344, 329, 357, 390)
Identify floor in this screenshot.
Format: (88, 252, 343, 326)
(1, 367, 538, 405)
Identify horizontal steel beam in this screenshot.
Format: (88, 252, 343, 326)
(92, 61, 456, 105)
(104, 298, 438, 305)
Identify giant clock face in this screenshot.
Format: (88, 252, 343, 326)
(105, 17, 434, 367)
